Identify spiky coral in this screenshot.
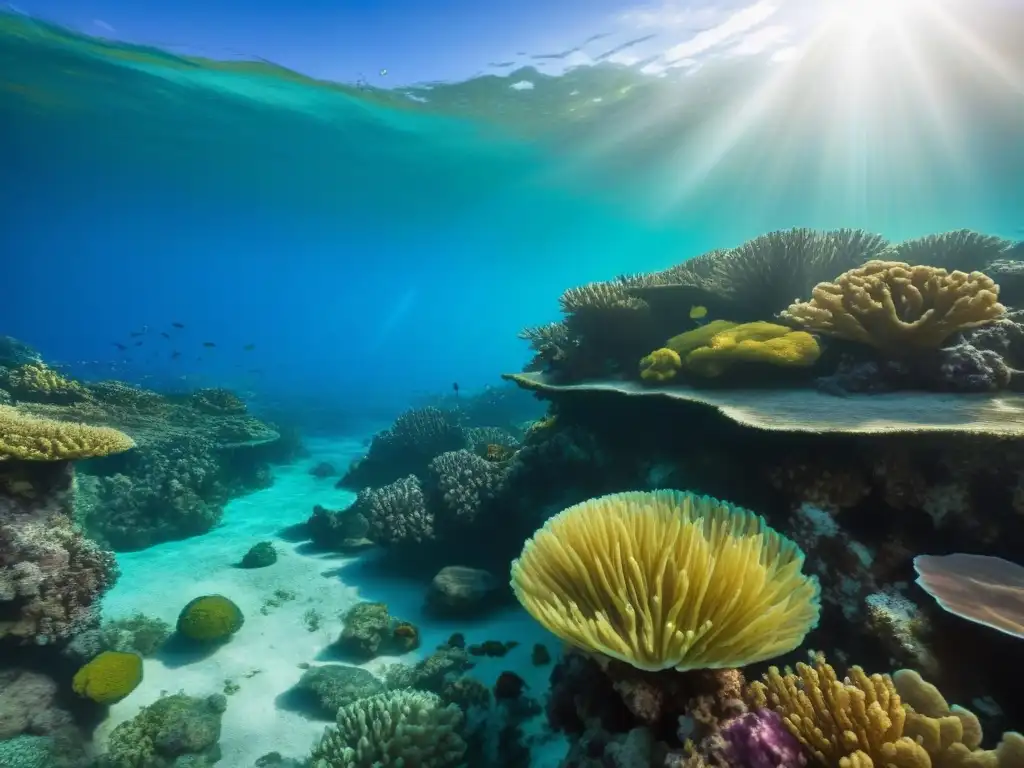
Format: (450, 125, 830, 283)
(781, 261, 1005, 354)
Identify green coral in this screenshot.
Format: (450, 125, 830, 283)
(176, 595, 244, 642)
(309, 689, 465, 768)
(99, 693, 227, 768)
(72, 650, 143, 704)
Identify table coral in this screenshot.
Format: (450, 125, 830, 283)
(780, 260, 1004, 354)
(0, 406, 135, 461)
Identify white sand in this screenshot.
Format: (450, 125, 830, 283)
(97, 436, 566, 766)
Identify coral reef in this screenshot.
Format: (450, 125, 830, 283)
(356, 475, 434, 546)
(0, 460, 118, 644)
(293, 665, 385, 718)
(240, 541, 277, 568)
(335, 602, 419, 660)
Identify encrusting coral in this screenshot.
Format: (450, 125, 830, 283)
(780, 261, 1005, 355)
(681, 322, 821, 378)
(0, 405, 135, 461)
(510, 490, 820, 672)
(749, 655, 1024, 768)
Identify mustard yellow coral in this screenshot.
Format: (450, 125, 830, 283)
(780, 260, 1004, 354)
(176, 595, 245, 642)
(0, 405, 135, 461)
(750, 656, 1024, 768)
(684, 322, 821, 377)
(73, 651, 143, 704)
(5, 363, 90, 404)
(666, 320, 738, 357)
(510, 490, 820, 672)
(639, 347, 682, 383)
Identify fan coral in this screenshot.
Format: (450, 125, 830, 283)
(749, 656, 1024, 768)
(640, 348, 682, 382)
(176, 595, 245, 642)
(357, 474, 434, 545)
(682, 322, 821, 377)
(72, 650, 143, 704)
(0, 406, 135, 461)
(510, 490, 820, 672)
(309, 689, 465, 768)
(780, 261, 1005, 354)
(427, 449, 507, 524)
(912, 553, 1024, 639)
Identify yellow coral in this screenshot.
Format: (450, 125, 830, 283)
(639, 347, 682, 382)
(176, 595, 245, 642)
(780, 260, 1004, 354)
(73, 651, 143, 704)
(5, 363, 90, 404)
(0, 405, 135, 461)
(750, 656, 1024, 768)
(510, 490, 820, 672)
(684, 322, 821, 377)
(666, 320, 738, 357)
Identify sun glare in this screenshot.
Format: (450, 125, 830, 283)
(827, 0, 923, 30)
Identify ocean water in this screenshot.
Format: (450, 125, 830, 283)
(2, 1, 1024, 767)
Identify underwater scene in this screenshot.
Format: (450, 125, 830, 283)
(1, 0, 1023, 765)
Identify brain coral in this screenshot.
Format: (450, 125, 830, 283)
(176, 595, 244, 642)
(510, 490, 820, 671)
(72, 650, 143, 704)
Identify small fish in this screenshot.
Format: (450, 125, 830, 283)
(202, 342, 216, 348)
(689, 305, 708, 320)
(134, 341, 144, 347)
(113, 342, 127, 351)
(243, 344, 255, 351)
(452, 382, 460, 397)
(160, 332, 170, 339)
(171, 351, 181, 360)
(171, 322, 185, 329)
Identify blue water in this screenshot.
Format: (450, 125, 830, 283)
(2, 7, 1022, 426)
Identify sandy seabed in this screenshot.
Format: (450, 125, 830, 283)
(96, 436, 566, 766)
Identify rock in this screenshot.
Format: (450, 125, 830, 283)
(425, 566, 500, 617)
(306, 505, 370, 550)
(335, 602, 419, 660)
(240, 541, 277, 568)
(308, 462, 336, 479)
(293, 664, 385, 717)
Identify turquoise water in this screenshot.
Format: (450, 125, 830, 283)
(2, 5, 1024, 767)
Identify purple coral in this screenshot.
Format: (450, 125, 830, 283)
(358, 475, 434, 545)
(717, 710, 807, 768)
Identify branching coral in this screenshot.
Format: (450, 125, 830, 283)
(708, 229, 891, 322)
(780, 261, 1005, 354)
(749, 656, 1024, 768)
(340, 406, 466, 490)
(427, 449, 507, 525)
(309, 689, 465, 768)
(510, 490, 820, 672)
(892, 230, 1013, 274)
(0, 405, 135, 461)
(357, 474, 434, 545)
